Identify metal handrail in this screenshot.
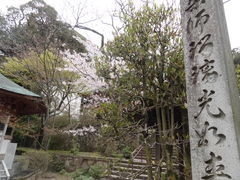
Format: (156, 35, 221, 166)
(128, 141, 157, 179)
(131, 145, 143, 160)
(128, 165, 148, 180)
(2, 160, 10, 180)
(132, 139, 157, 161)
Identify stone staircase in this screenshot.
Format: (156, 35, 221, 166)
(109, 160, 153, 180)
(108, 145, 158, 180)
(108, 145, 179, 180)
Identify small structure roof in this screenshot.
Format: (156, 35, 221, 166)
(0, 73, 40, 97)
(0, 73, 46, 116)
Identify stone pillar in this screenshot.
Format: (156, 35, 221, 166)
(180, 0, 240, 179)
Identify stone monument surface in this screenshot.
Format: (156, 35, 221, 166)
(180, 0, 240, 179)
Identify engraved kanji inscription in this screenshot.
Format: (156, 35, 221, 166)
(181, 0, 240, 179)
(189, 34, 213, 60)
(195, 121, 209, 147)
(185, 0, 206, 12)
(202, 152, 232, 179)
(187, 18, 194, 34)
(187, 9, 209, 34)
(194, 89, 225, 119)
(195, 9, 209, 33)
(195, 122, 226, 147)
(191, 65, 199, 84)
(208, 127, 226, 145)
(191, 59, 218, 84)
(199, 59, 218, 83)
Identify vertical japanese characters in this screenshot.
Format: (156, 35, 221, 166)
(184, 0, 231, 179)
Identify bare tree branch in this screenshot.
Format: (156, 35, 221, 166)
(74, 25, 104, 48)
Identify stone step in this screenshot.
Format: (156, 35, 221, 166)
(0, 176, 7, 180)
(136, 150, 178, 155)
(117, 159, 157, 166)
(110, 170, 148, 180)
(110, 169, 168, 180)
(134, 154, 156, 158)
(134, 154, 177, 159)
(133, 153, 178, 159)
(108, 146, 180, 180)
(0, 140, 10, 155)
(108, 174, 142, 180)
(113, 162, 178, 171)
(0, 168, 7, 176)
(112, 165, 159, 173)
(115, 162, 158, 169)
(108, 174, 129, 180)
(134, 154, 156, 159)
(109, 161, 178, 179)
(133, 157, 178, 163)
(117, 159, 178, 167)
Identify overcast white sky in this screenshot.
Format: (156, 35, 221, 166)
(1, 0, 240, 49)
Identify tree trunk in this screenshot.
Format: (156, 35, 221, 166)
(170, 107, 174, 138)
(162, 107, 176, 179)
(143, 140, 153, 180)
(174, 108, 184, 180)
(36, 115, 45, 149)
(155, 105, 162, 180)
(161, 107, 167, 137)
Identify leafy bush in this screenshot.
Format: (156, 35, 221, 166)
(25, 151, 50, 172)
(48, 114, 72, 129)
(122, 146, 132, 159)
(12, 115, 41, 148)
(88, 164, 105, 179)
(48, 154, 64, 172)
(48, 134, 73, 151)
(61, 164, 105, 180)
(95, 137, 118, 156)
(74, 176, 94, 180)
(70, 136, 80, 155)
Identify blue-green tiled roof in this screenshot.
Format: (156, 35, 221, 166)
(0, 73, 40, 97)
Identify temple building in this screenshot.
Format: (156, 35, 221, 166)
(0, 73, 46, 179)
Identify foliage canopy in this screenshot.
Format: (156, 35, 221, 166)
(0, 0, 86, 58)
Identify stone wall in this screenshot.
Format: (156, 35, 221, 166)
(10, 154, 116, 179)
(59, 155, 112, 172)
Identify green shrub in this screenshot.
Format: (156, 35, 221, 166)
(13, 115, 40, 148)
(95, 137, 118, 156)
(88, 164, 104, 179)
(70, 136, 79, 155)
(71, 168, 87, 178)
(48, 134, 72, 151)
(61, 164, 105, 180)
(25, 151, 50, 172)
(74, 176, 94, 180)
(48, 114, 72, 129)
(122, 146, 132, 159)
(48, 154, 64, 172)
